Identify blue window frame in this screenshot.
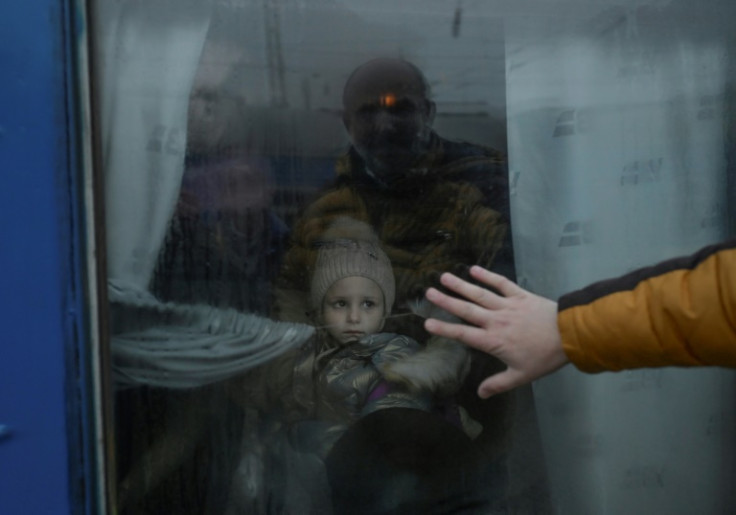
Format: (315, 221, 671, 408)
(0, 1, 105, 513)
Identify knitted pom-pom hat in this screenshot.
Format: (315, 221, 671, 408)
(310, 217, 395, 313)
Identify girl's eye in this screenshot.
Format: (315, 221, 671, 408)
(363, 300, 375, 308)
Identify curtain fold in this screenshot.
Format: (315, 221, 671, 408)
(109, 288, 313, 390)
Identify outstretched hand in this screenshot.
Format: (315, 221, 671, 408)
(424, 265, 569, 398)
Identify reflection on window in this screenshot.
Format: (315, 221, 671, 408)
(94, 1, 736, 514)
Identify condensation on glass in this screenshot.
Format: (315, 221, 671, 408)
(92, 1, 736, 514)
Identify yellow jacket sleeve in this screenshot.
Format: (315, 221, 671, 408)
(558, 241, 736, 372)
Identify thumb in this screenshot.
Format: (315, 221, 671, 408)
(476, 368, 527, 399)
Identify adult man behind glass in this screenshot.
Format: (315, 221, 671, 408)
(277, 58, 515, 331)
(274, 57, 549, 513)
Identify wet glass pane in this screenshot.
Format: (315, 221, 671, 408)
(93, 1, 736, 513)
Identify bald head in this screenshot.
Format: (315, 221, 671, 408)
(342, 58, 436, 180)
(342, 58, 431, 108)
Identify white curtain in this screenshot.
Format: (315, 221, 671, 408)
(95, 0, 211, 293)
(506, 5, 736, 514)
(94, 0, 314, 389)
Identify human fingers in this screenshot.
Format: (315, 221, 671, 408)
(423, 317, 494, 352)
(469, 266, 526, 298)
(438, 272, 507, 310)
(425, 287, 496, 327)
(476, 368, 530, 399)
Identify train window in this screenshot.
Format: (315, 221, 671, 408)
(91, 1, 736, 513)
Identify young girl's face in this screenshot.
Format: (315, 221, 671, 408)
(321, 276, 385, 344)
